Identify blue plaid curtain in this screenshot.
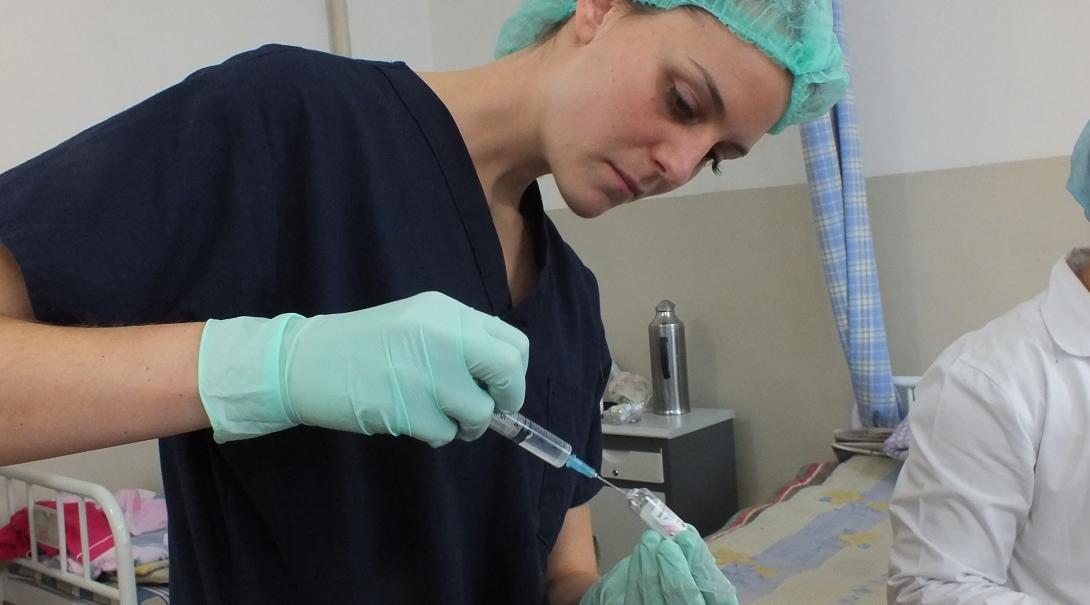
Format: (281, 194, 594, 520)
(799, 0, 898, 427)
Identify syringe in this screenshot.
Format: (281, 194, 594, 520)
(489, 411, 598, 478)
(488, 411, 688, 539)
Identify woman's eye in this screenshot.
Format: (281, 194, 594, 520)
(669, 84, 724, 175)
(668, 86, 697, 122)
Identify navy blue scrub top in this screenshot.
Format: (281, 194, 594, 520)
(0, 45, 611, 604)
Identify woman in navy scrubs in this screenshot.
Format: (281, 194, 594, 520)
(0, 1, 845, 603)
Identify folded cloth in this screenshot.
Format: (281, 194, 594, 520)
(103, 559, 170, 584)
(88, 488, 170, 575)
(134, 559, 170, 584)
(882, 419, 911, 460)
(115, 489, 168, 535)
(0, 489, 170, 578)
(0, 509, 27, 559)
(0, 501, 113, 566)
(93, 526, 169, 574)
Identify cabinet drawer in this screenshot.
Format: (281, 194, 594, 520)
(601, 448, 664, 484)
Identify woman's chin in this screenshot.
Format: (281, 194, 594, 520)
(559, 187, 615, 219)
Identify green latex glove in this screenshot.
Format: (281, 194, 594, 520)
(582, 528, 738, 605)
(198, 291, 529, 445)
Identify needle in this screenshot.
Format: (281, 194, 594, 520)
(597, 474, 630, 496)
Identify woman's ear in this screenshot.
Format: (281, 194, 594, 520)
(570, 0, 619, 46)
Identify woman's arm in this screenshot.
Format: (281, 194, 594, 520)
(546, 504, 600, 605)
(0, 239, 532, 462)
(888, 359, 1041, 605)
(0, 242, 32, 321)
(0, 241, 210, 465)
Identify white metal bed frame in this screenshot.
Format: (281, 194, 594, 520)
(893, 375, 920, 417)
(0, 465, 137, 605)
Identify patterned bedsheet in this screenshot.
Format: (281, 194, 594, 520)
(5, 563, 168, 605)
(704, 455, 901, 604)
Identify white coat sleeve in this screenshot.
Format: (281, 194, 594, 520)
(887, 357, 1042, 605)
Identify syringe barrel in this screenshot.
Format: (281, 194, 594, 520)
(489, 412, 573, 468)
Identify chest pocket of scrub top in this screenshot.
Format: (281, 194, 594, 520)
(536, 378, 596, 552)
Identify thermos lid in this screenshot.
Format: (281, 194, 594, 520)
(655, 299, 676, 313)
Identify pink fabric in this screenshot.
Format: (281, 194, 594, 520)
(115, 489, 168, 535)
(0, 501, 113, 564)
(0, 508, 31, 559)
(84, 490, 169, 575)
(85, 490, 169, 575)
(0, 490, 169, 577)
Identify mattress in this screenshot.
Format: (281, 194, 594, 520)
(4, 563, 168, 605)
(705, 455, 901, 604)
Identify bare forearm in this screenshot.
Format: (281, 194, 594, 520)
(548, 570, 598, 605)
(0, 315, 209, 465)
(547, 504, 599, 605)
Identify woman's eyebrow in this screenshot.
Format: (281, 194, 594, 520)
(688, 56, 725, 117)
(687, 56, 749, 158)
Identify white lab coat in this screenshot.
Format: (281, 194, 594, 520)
(889, 250, 1090, 605)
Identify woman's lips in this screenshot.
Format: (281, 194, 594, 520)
(609, 163, 642, 201)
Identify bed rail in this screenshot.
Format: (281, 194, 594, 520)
(0, 465, 137, 605)
(892, 375, 921, 418)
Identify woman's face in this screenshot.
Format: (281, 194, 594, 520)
(542, 3, 792, 218)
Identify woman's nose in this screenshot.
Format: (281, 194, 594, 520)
(652, 137, 711, 191)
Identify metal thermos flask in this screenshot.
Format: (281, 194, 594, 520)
(648, 300, 690, 415)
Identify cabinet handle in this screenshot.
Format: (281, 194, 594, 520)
(612, 469, 620, 477)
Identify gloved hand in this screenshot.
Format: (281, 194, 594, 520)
(581, 528, 738, 605)
(197, 291, 529, 446)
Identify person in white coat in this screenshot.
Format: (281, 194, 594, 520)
(888, 119, 1090, 605)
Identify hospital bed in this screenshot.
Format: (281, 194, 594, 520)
(702, 377, 917, 604)
(0, 466, 168, 605)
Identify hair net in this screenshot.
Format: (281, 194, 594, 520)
(1068, 120, 1090, 221)
(495, 0, 849, 133)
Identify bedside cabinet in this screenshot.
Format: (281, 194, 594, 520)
(589, 408, 737, 569)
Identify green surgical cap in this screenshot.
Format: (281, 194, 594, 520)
(495, 0, 849, 133)
(1068, 120, 1090, 221)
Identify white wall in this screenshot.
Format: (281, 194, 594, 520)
(1, 1, 330, 173)
(426, 0, 518, 70)
(846, 1, 1090, 178)
(346, 0, 434, 69)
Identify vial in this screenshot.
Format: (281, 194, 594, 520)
(626, 488, 686, 539)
